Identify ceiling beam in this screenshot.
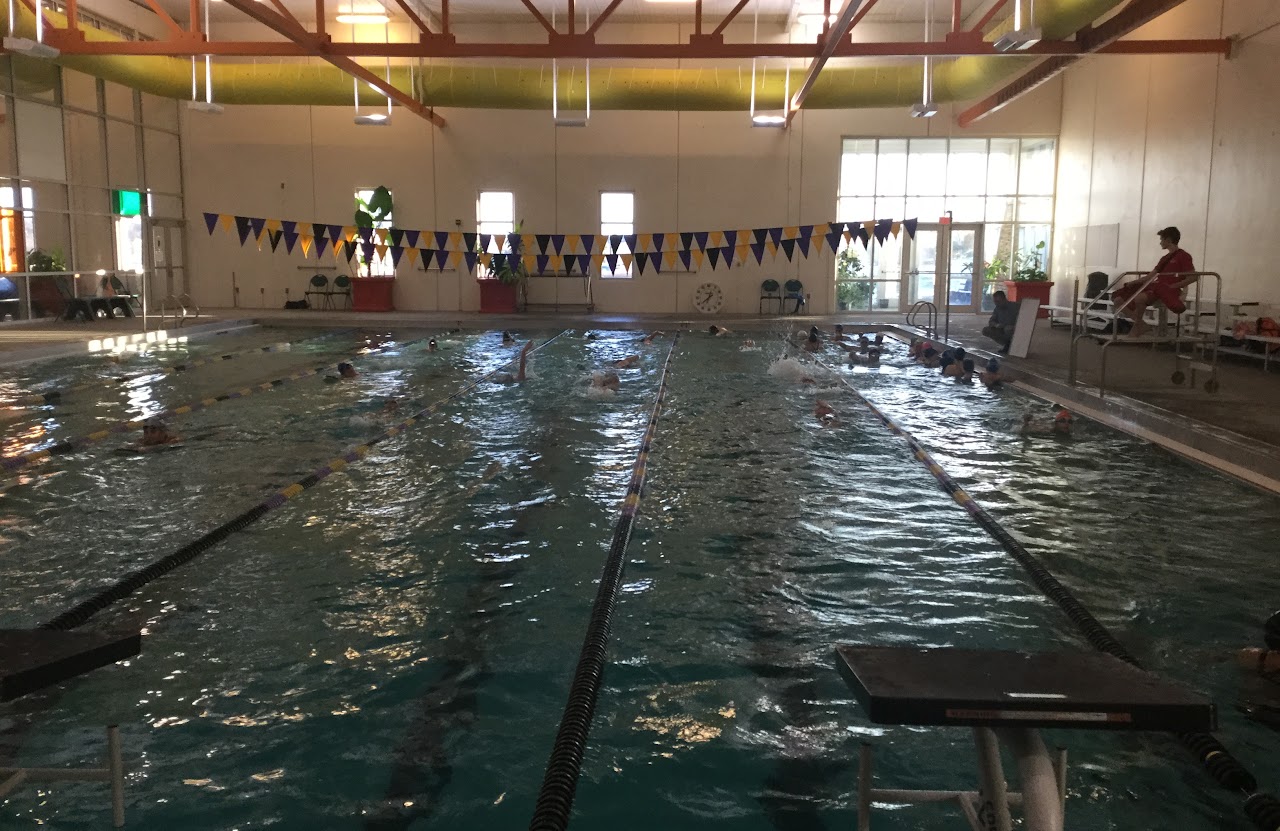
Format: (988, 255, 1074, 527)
(709, 0, 751, 37)
(389, 0, 434, 35)
(47, 36, 1232, 59)
(957, 0, 1194, 126)
(518, 0, 558, 37)
(967, 0, 1009, 34)
(219, 0, 447, 127)
(786, 0, 873, 126)
(584, 0, 625, 38)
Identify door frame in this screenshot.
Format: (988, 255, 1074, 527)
(149, 218, 188, 301)
(901, 222, 984, 314)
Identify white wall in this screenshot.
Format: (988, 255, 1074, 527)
(182, 22, 1063, 314)
(1052, 0, 1280, 305)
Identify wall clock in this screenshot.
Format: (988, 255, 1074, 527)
(693, 282, 724, 314)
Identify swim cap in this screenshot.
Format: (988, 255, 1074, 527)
(338, 362, 352, 372)
(987, 359, 1000, 372)
(1055, 409, 1073, 422)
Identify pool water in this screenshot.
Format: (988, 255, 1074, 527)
(1, 325, 1277, 830)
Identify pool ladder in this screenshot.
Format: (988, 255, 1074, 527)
(906, 301, 937, 339)
(159, 293, 200, 328)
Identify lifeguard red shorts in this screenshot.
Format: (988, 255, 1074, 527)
(1112, 279, 1186, 315)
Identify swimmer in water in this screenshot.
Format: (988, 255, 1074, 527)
(1020, 409, 1074, 436)
(832, 324, 847, 342)
(803, 332, 822, 353)
(382, 398, 400, 414)
(494, 341, 534, 384)
(324, 362, 359, 383)
(1236, 611, 1280, 731)
(865, 348, 881, 368)
(856, 335, 871, 354)
(980, 358, 1006, 389)
(920, 347, 940, 368)
(137, 421, 180, 447)
(814, 399, 839, 427)
(591, 370, 621, 392)
(741, 339, 756, 348)
(709, 325, 732, 336)
(501, 330, 516, 346)
(428, 339, 438, 352)
(613, 355, 641, 369)
(955, 358, 976, 383)
(908, 338, 924, 360)
(641, 331, 664, 345)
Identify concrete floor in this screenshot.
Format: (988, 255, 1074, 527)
(3, 305, 1277, 453)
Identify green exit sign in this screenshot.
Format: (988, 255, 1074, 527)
(113, 189, 142, 216)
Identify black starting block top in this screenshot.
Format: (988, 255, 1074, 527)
(1, 629, 141, 702)
(835, 645, 1215, 732)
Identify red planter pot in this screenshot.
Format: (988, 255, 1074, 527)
(1003, 280, 1054, 319)
(351, 277, 395, 312)
(478, 280, 518, 313)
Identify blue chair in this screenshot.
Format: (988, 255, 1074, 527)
(330, 274, 352, 310)
(304, 274, 330, 309)
(759, 279, 782, 314)
(784, 279, 806, 314)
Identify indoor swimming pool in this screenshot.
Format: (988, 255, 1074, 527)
(1, 324, 1278, 830)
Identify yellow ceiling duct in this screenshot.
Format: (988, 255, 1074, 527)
(6, 1, 1123, 111)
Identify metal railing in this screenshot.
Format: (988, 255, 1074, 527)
(906, 300, 937, 339)
(159, 293, 200, 328)
(1068, 271, 1222, 396)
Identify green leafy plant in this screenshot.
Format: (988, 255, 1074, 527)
(484, 220, 530, 308)
(26, 247, 66, 272)
(835, 247, 871, 310)
(984, 256, 1009, 282)
(354, 186, 393, 229)
(1011, 240, 1047, 282)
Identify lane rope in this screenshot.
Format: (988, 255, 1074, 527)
(39, 331, 568, 632)
(810, 350, 1280, 830)
(1, 333, 437, 476)
(2, 329, 353, 407)
(529, 334, 680, 831)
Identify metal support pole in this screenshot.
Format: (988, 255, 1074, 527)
(107, 725, 124, 828)
(1067, 277, 1078, 386)
(973, 727, 1012, 831)
(858, 743, 872, 831)
(24, 274, 31, 320)
(996, 728, 1062, 831)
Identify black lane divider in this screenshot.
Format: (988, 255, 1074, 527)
(3, 329, 353, 407)
(812, 353, 1280, 831)
(1, 332, 434, 476)
(38, 332, 567, 632)
(528, 335, 680, 831)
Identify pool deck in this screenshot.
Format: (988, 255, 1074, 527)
(3, 306, 1278, 488)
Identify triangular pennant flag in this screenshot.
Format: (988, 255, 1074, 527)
(282, 230, 299, 254)
(706, 248, 720, 269)
(694, 231, 710, 251)
(768, 227, 783, 247)
(874, 218, 892, 245)
(691, 250, 705, 269)
(234, 216, 253, 246)
(311, 223, 327, 243)
(265, 219, 282, 234)
(891, 221, 902, 239)
(707, 231, 722, 249)
(342, 240, 357, 262)
(491, 253, 506, 273)
(479, 253, 493, 270)
(596, 236, 608, 255)
(735, 244, 749, 264)
(796, 235, 811, 258)
(635, 253, 648, 274)
(478, 233, 492, 253)
(607, 234, 623, 254)
(826, 228, 844, 253)
(637, 233, 653, 253)
(217, 214, 233, 233)
(750, 242, 766, 264)
(435, 250, 449, 270)
(780, 238, 796, 261)
(299, 235, 313, 258)
(863, 220, 876, 240)
(548, 255, 564, 272)
(678, 250, 693, 270)
(448, 232, 461, 252)
(375, 243, 389, 260)
(535, 234, 551, 255)
(652, 233, 665, 253)
(390, 246, 404, 267)
(604, 253, 619, 273)
(723, 246, 736, 266)
(404, 247, 420, 267)
(811, 223, 829, 238)
(331, 238, 344, 257)
(494, 234, 506, 253)
(783, 225, 800, 241)
(327, 225, 343, 244)
(562, 255, 577, 275)
(723, 230, 737, 249)
(680, 232, 695, 252)
(904, 218, 918, 239)
(523, 255, 536, 273)
(362, 242, 377, 261)
(203, 212, 219, 235)
(536, 254, 550, 273)
(579, 255, 593, 274)
(357, 227, 373, 243)
(421, 231, 439, 251)
(623, 234, 638, 254)
(464, 251, 479, 272)
(580, 235, 596, 255)
(550, 234, 566, 255)
(856, 225, 871, 247)
(462, 232, 477, 252)
(620, 254, 633, 272)
(389, 228, 404, 247)
(752, 228, 768, 246)
(268, 230, 283, 252)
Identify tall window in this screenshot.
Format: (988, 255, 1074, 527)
(477, 191, 514, 239)
(0, 187, 36, 271)
(836, 137, 1056, 311)
(355, 188, 394, 277)
(600, 191, 634, 278)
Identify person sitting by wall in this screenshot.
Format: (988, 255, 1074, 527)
(983, 290, 1019, 355)
(1109, 226, 1197, 338)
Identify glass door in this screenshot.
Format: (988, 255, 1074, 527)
(902, 223, 983, 313)
(905, 228, 937, 308)
(945, 224, 981, 313)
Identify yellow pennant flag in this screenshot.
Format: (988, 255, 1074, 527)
(523, 254, 537, 273)
(264, 218, 282, 233)
(494, 234, 506, 253)
(331, 238, 344, 256)
(843, 229, 853, 243)
(736, 243, 750, 264)
(299, 235, 313, 257)
(663, 251, 679, 270)
(218, 214, 234, 233)
(591, 254, 605, 267)
(448, 251, 464, 270)
(477, 253, 491, 269)
(783, 226, 799, 241)
(595, 236, 607, 255)
(891, 221, 902, 238)
(548, 255, 564, 272)
(449, 232, 462, 252)
(620, 254, 633, 271)
(863, 220, 876, 238)
(709, 231, 724, 248)
(343, 225, 358, 241)
(637, 233, 653, 253)
(375, 244, 388, 259)
(691, 250, 705, 270)
(403, 247, 420, 267)
(812, 223, 830, 237)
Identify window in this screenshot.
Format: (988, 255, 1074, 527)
(114, 216, 143, 274)
(355, 188, 394, 277)
(600, 191, 634, 278)
(0, 187, 37, 269)
(477, 191, 514, 239)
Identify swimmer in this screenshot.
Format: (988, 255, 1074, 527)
(709, 325, 732, 336)
(920, 347, 940, 368)
(873, 333, 885, 349)
(494, 341, 534, 384)
(865, 348, 881, 369)
(501, 330, 516, 346)
(428, 339, 438, 352)
(803, 332, 822, 353)
(741, 339, 756, 348)
(856, 335, 871, 353)
(382, 398, 400, 414)
(1020, 409, 1074, 436)
(1236, 611, 1280, 730)
(980, 358, 1006, 389)
(908, 338, 924, 360)
(324, 361, 359, 383)
(591, 370, 621, 392)
(940, 354, 959, 377)
(814, 399, 839, 427)
(613, 355, 641, 369)
(955, 358, 975, 383)
(641, 331, 664, 345)
(584, 331, 598, 340)
(832, 324, 847, 342)
(137, 421, 180, 447)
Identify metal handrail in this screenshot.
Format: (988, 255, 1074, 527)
(906, 300, 937, 338)
(159, 294, 199, 329)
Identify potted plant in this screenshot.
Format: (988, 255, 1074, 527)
(835, 248, 871, 311)
(26, 247, 66, 272)
(1002, 240, 1053, 318)
(478, 220, 528, 314)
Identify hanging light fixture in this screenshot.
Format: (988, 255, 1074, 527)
(910, 0, 937, 118)
(188, 0, 223, 113)
(748, 0, 787, 127)
(551, 2, 590, 126)
(3, 0, 59, 57)
(354, 21, 393, 125)
(993, 0, 1041, 51)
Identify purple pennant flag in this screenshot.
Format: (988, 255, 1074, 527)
(904, 218, 918, 239)
(492, 254, 507, 274)
(750, 242, 766, 264)
(389, 228, 404, 248)
(723, 230, 737, 249)
(798, 224, 814, 243)
(719, 246, 733, 267)
(796, 235, 811, 258)
(707, 248, 721, 269)
(535, 235, 551, 255)
(235, 217, 254, 246)
(433, 231, 448, 251)
(311, 223, 327, 243)
(361, 242, 376, 261)
(343, 240, 357, 262)
(550, 234, 566, 255)
(281, 220, 297, 236)
(651, 233, 664, 253)
(623, 234, 638, 254)
(577, 255, 592, 274)
(693, 231, 709, 251)
(435, 250, 449, 270)
(357, 227, 373, 243)
(536, 255, 550, 274)
(328, 225, 344, 244)
(604, 254, 618, 274)
(580, 235, 596, 255)
(752, 228, 768, 246)
(856, 225, 871, 247)
(874, 218, 892, 245)
(203, 212, 219, 235)
(313, 239, 324, 259)
(768, 227, 784, 247)
(826, 227, 844, 253)
(403, 230, 419, 249)
(462, 233, 477, 252)
(282, 230, 299, 254)
(680, 232, 695, 252)
(463, 251, 478, 272)
(650, 252, 662, 273)
(607, 235, 622, 254)
(780, 238, 796, 261)
(508, 234, 522, 255)
(390, 246, 404, 267)
(478, 233, 492, 252)
(249, 217, 266, 240)
(635, 253, 648, 274)
(679, 250, 693, 270)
